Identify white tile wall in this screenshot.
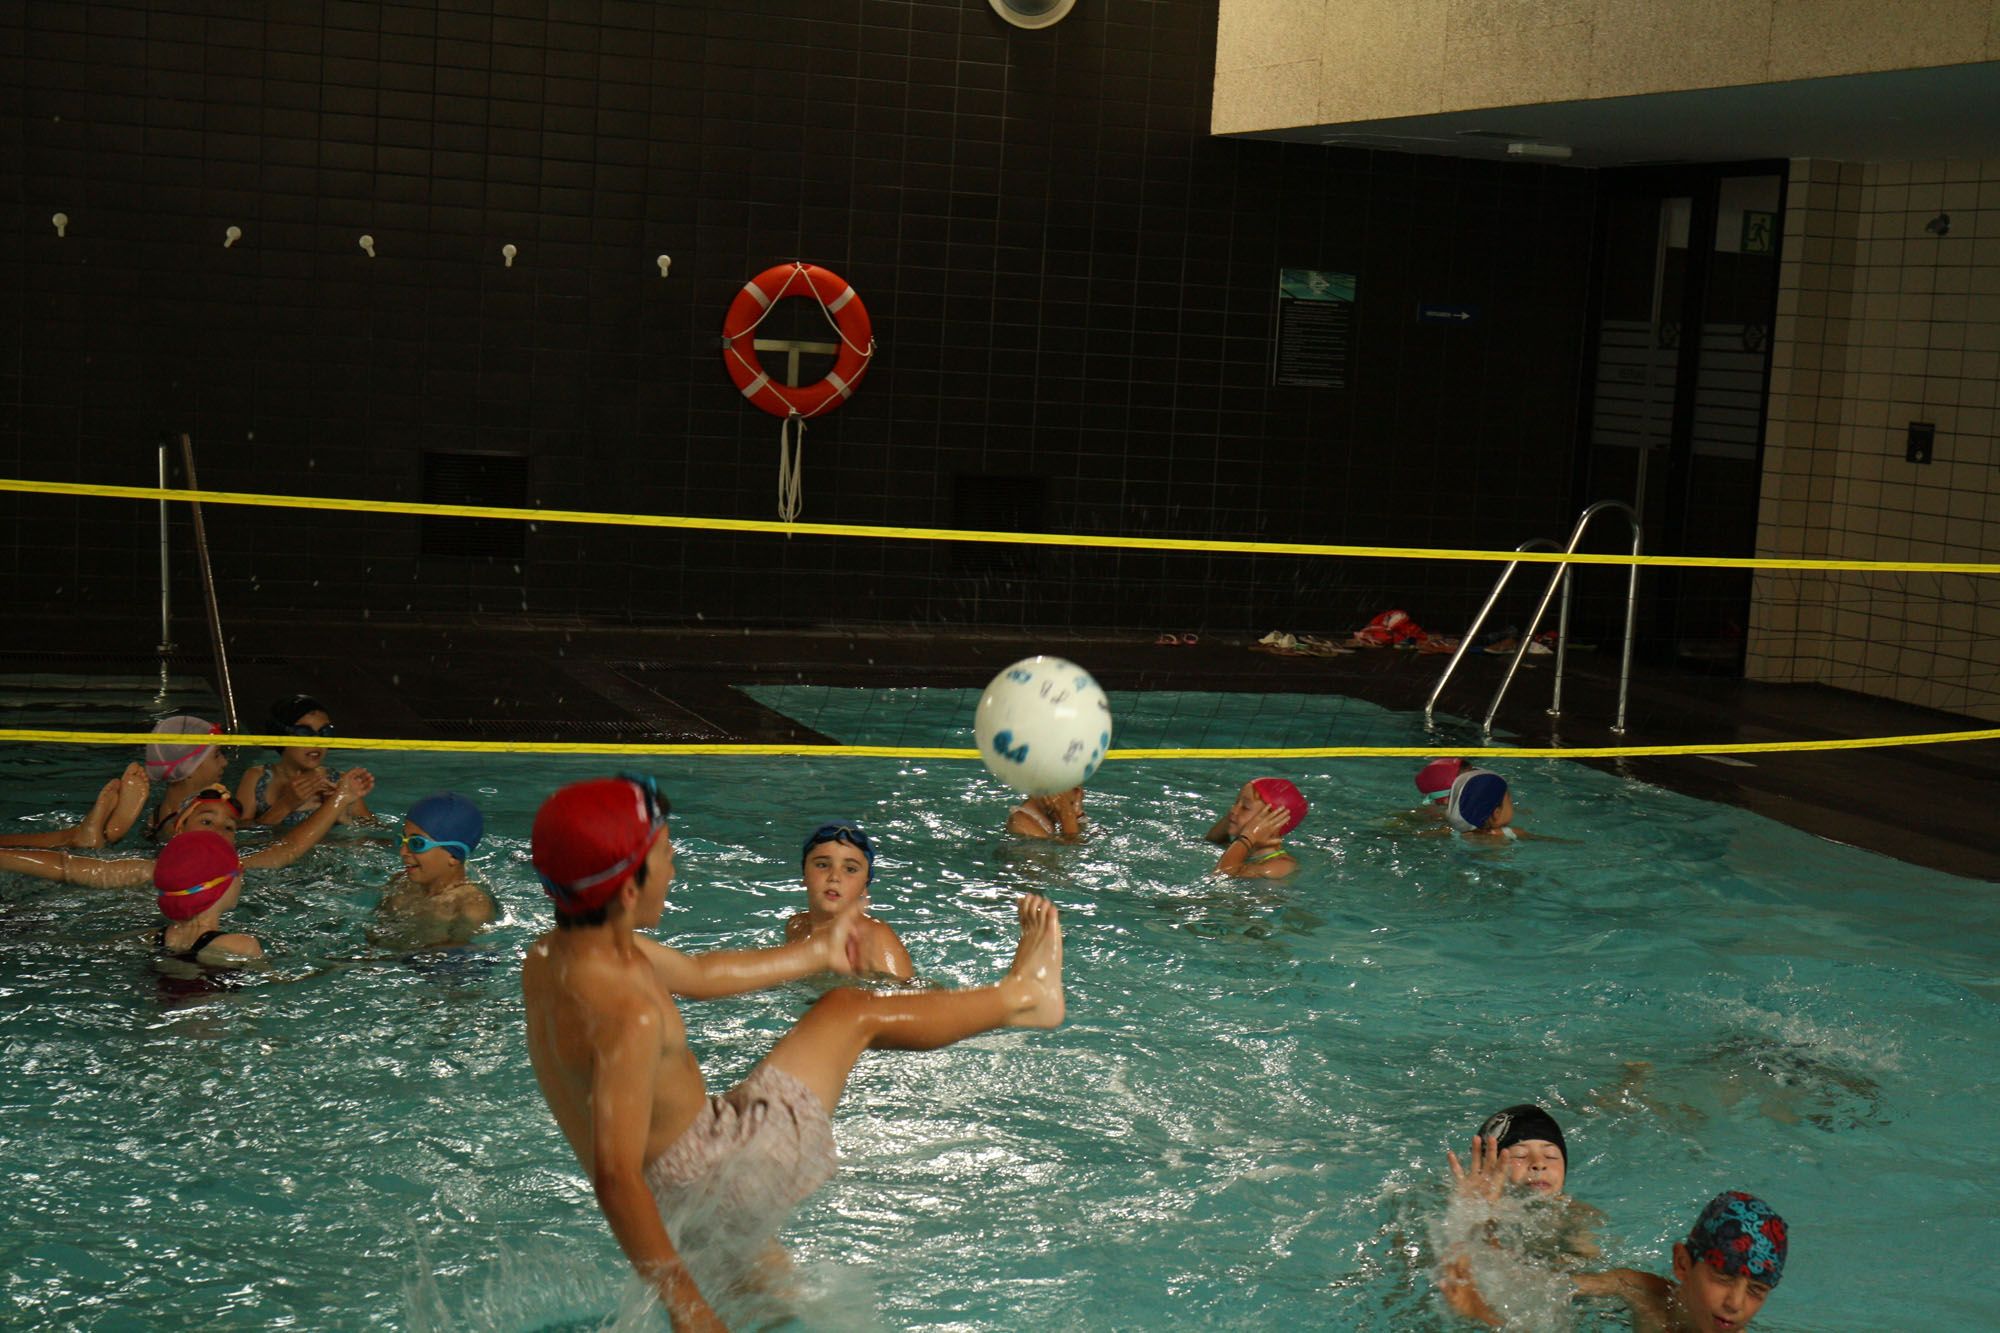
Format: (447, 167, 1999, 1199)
(1747, 157, 2000, 721)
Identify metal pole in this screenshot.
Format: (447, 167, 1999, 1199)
(1613, 520, 1643, 735)
(156, 440, 175, 653)
(177, 433, 239, 731)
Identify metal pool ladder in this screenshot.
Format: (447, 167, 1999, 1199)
(1424, 500, 1642, 736)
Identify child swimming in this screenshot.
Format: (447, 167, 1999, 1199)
(0, 770, 375, 889)
(373, 792, 496, 948)
(1446, 1189, 1788, 1330)
(784, 820, 913, 982)
(1204, 778, 1306, 877)
(1007, 786, 1086, 841)
(140, 716, 232, 841)
(236, 695, 374, 827)
(1445, 1102, 1600, 1258)
(522, 775, 1064, 1328)
(152, 829, 264, 971)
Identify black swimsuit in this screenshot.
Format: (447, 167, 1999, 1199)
(155, 928, 228, 961)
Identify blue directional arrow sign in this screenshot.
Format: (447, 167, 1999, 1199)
(1417, 303, 1480, 324)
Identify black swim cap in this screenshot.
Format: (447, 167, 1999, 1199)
(1477, 1103, 1567, 1160)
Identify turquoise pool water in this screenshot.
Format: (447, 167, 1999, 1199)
(1, 679, 1996, 1329)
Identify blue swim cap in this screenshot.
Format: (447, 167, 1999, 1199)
(802, 820, 874, 882)
(1446, 770, 1509, 833)
(408, 792, 484, 862)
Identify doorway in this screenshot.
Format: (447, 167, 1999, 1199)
(1576, 164, 1786, 671)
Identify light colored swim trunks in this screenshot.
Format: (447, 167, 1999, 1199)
(644, 1062, 838, 1255)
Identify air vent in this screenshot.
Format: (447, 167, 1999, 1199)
(420, 452, 529, 560)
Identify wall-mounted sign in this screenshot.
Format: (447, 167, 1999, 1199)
(1740, 210, 1775, 255)
(1274, 269, 1355, 389)
(1417, 303, 1480, 324)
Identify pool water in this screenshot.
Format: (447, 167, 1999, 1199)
(1, 679, 1996, 1329)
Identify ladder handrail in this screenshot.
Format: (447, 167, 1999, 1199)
(1481, 500, 1641, 736)
(1422, 537, 1563, 723)
(1424, 501, 1643, 737)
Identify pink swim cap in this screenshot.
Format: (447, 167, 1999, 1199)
(1250, 778, 1308, 835)
(145, 715, 223, 782)
(154, 830, 242, 921)
(1414, 757, 1466, 803)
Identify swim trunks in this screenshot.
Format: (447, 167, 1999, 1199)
(644, 1063, 838, 1259)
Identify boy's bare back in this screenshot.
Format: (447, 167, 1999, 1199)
(523, 930, 712, 1170)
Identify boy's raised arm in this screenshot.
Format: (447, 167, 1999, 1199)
(644, 916, 859, 1001)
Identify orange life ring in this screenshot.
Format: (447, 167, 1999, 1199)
(720, 262, 875, 419)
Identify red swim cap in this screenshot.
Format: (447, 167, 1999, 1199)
(1250, 777, 1308, 835)
(531, 777, 665, 912)
(1414, 757, 1466, 802)
(154, 829, 242, 921)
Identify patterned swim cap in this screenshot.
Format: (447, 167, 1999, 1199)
(1687, 1191, 1787, 1287)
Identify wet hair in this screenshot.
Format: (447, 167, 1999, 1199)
(552, 901, 612, 929)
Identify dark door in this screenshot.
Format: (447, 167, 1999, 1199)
(1577, 165, 1786, 671)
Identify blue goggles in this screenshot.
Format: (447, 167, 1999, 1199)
(399, 831, 471, 861)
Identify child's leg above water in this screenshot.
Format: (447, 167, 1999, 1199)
(761, 895, 1065, 1113)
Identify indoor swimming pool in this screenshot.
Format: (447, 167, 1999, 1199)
(0, 680, 1993, 1329)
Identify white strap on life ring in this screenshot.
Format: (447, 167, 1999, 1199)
(778, 415, 805, 523)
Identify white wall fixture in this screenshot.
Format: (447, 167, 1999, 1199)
(656, 254, 672, 277)
(989, 0, 1076, 29)
(224, 225, 242, 248)
(51, 212, 68, 237)
(358, 234, 376, 257)
(502, 243, 518, 267)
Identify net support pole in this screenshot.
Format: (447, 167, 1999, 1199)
(155, 439, 175, 654)
(177, 433, 238, 731)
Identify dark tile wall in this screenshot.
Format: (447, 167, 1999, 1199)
(0, 0, 1600, 637)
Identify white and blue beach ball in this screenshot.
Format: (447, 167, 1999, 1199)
(974, 656, 1114, 796)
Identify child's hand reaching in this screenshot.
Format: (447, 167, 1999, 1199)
(817, 911, 862, 976)
(334, 768, 375, 804)
(1446, 1133, 1512, 1200)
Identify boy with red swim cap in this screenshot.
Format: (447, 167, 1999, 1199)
(521, 775, 1066, 1330)
(1204, 777, 1307, 877)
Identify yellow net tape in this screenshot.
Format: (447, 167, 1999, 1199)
(4, 729, 1998, 760)
(5, 476, 1999, 574)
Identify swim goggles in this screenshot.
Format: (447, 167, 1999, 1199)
(161, 870, 242, 899)
(282, 721, 335, 739)
(399, 831, 471, 861)
(801, 821, 874, 880)
(176, 786, 245, 820)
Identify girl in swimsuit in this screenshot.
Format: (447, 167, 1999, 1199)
(1006, 785, 1086, 841)
(152, 829, 263, 970)
(236, 694, 373, 827)
(1207, 778, 1307, 878)
(0, 770, 376, 890)
(138, 715, 232, 843)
